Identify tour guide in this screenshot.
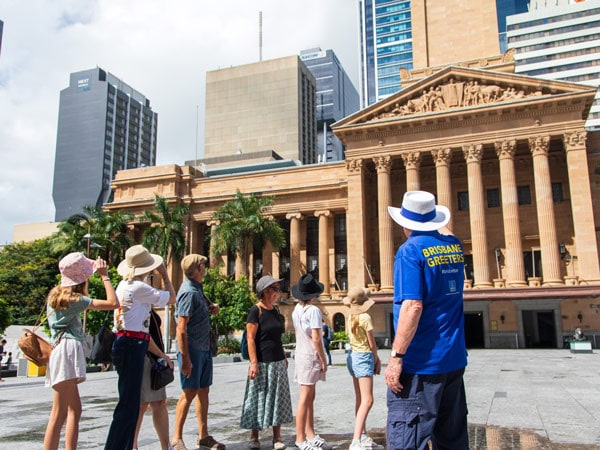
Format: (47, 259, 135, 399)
(385, 190, 468, 450)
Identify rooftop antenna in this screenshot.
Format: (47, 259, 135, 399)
(259, 11, 263, 61)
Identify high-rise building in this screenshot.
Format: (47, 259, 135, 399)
(0, 20, 4, 58)
(507, 0, 600, 130)
(52, 68, 157, 221)
(204, 56, 317, 165)
(300, 48, 360, 162)
(359, 0, 528, 106)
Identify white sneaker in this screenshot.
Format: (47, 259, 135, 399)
(360, 436, 382, 450)
(308, 435, 332, 450)
(296, 441, 318, 450)
(349, 440, 363, 450)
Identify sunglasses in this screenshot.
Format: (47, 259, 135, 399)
(268, 286, 281, 292)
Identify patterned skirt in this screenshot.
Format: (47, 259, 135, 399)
(240, 358, 294, 430)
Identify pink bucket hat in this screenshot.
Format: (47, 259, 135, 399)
(59, 252, 96, 287)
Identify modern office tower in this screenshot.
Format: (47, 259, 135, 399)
(300, 48, 360, 162)
(204, 56, 317, 165)
(507, 0, 600, 131)
(52, 68, 157, 221)
(0, 20, 4, 58)
(358, 0, 528, 106)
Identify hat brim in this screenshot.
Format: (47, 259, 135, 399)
(117, 253, 163, 277)
(292, 281, 324, 301)
(387, 205, 450, 231)
(350, 299, 375, 315)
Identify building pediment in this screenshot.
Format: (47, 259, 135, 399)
(334, 66, 595, 128)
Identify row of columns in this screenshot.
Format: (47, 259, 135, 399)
(349, 129, 600, 290)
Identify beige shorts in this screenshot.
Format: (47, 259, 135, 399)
(140, 354, 167, 403)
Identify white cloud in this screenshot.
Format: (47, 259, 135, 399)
(0, 0, 359, 244)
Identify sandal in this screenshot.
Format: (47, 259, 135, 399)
(248, 438, 261, 449)
(273, 440, 286, 450)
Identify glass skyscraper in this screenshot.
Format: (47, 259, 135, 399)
(53, 68, 157, 221)
(359, 0, 528, 107)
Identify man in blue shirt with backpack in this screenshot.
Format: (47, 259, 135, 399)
(385, 191, 468, 450)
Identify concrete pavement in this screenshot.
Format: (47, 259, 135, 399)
(0, 349, 599, 449)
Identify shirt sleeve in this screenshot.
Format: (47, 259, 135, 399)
(361, 313, 374, 332)
(398, 244, 424, 301)
(176, 291, 194, 318)
(247, 305, 260, 324)
(307, 305, 323, 330)
(135, 282, 171, 307)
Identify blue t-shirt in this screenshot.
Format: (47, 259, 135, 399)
(392, 230, 467, 374)
(175, 278, 210, 352)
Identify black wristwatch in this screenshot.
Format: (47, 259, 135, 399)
(390, 349, 405, 359)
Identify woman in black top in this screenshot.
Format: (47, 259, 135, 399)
(240, 276, 293, 450)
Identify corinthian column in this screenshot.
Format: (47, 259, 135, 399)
(495, 140, 527, 287)
(563, 131, 600, 284)
(528, 135, 562, 285)
(286, 212, 304, 289)
(314, 210, 331, 297)
(462, 144, 492, 288)
(401, 152, 421, 191)
(346, 159, 367, 287)
(431, 148, 453, 231)
(373, 155, 394, 292)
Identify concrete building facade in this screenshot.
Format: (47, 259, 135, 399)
(300, 48, 360, 162)
(203, 56, 317, 165)
(52, 68, 157, 221)
(106, 66, 600, 350)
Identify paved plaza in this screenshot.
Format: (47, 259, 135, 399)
(0, 349, 599, 449)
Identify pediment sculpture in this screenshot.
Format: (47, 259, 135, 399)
(368, 78, 544, 121)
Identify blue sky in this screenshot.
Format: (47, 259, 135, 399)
(0, 0, 359, 244)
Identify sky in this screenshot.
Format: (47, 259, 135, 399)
(0, 0, 360, 245)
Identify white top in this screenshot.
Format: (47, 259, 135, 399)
(292, 303, 322, 341)
(114, 280, 170, 333)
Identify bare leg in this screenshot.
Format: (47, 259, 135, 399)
(196, 387, 210, 440)
(305, 386, 316, 440)
(44, 379, 82, 450)
(133, 402, 149, 449)
(273, 425, 281, 442)
(173, 388, 199, 441)
(149, 399, 171, 450)
(353, 376, 374, 440)
(295, 384, 316, 443)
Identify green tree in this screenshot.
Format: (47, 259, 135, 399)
(51, 206, 133, 266)
(202, 268, 255, 344)
(84, 267, 121, 336)
(211, 190, 285, 279)
(0, 238, 61, 324)
(142, 195, 190, 266)
(0, 299, 12, 335)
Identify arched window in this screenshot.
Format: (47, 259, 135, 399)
(333, 312, 346, 332)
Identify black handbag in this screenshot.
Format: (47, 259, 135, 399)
(89, 312, 115, 364)
(150, 356, 174, 390)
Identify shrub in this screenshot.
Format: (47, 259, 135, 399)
(281, 331, 296, 345)
(333, 331, 348, 341)
(217, 335, 241, 355)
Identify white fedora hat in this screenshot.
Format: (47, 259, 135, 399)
(388, 191, 450, 231)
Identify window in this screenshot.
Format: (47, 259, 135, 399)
(487, 188, 500, 208)
(552, 182, 564, 203)
(458, 192, 469, 211)
(517, 185, 531, 205)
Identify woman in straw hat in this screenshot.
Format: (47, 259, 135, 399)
(343, 287, 382, 450)
(291, 274, 330, 450)
(44, 253, 119, 450)
(104, 245, 176, 450)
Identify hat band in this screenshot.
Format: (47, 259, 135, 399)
(400, 206, 436, 223)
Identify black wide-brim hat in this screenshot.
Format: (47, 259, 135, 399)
(292, 273, 324, 301)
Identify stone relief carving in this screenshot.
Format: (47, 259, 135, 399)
(368, 78, 545, 121)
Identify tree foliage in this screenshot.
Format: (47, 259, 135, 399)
(84, 267, 121, 336)
(211, 190, 285, 278)
(201, 268, 256, 339)
(0, 238, 61, 325)
(0, 299, 12, 335)
(142, 195, 190, 265)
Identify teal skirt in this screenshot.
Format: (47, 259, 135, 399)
(240, 359, 294, 430)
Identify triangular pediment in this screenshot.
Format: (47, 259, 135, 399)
(334, 66, 596, 128)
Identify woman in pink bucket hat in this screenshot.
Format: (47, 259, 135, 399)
(44, 253, 120, 450)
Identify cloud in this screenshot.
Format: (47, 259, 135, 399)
(0, 0, 359, 244)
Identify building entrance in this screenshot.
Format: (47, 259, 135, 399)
(464, 312, 485, 348)
(522, 310, 557, 348)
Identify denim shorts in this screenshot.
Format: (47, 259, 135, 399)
(178, 348, 213, 389)
(346, 351, 374, 378)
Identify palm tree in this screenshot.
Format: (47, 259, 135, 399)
(141, 195, 190, 266)
(211, 190, 286, 279)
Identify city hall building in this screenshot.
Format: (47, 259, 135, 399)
(105, 61, 600, 350)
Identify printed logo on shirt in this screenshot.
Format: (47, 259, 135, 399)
(448, 280, 457, 292)
(422, 243, 464, 267)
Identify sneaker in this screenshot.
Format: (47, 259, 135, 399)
(308, 435, 332, 450)
(360, 436, 383, 450)
(349, 440, 364, 450)
(273, 440, 286, 450)
(249, 438, 261, 449)
(296, 441, 318, 450)
(198, 435, 226, 450)
(171, 439, 188, 450)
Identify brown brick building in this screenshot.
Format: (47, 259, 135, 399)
(106, 64, 600, 349)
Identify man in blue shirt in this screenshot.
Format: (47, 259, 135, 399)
(385, 191, 468, 450)
(172, 254, 226, 450)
